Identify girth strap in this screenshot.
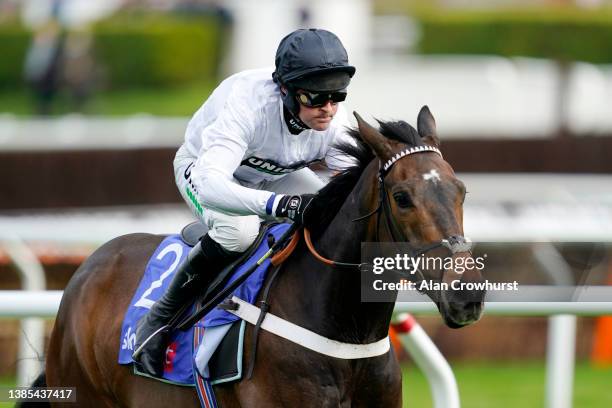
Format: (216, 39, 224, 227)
(221, 296, 390, 359)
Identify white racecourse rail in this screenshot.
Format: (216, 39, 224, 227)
(4, 290, 612, 319)
(3, 290, 612, 408)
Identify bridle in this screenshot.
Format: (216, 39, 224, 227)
(304, 144, 472, 274)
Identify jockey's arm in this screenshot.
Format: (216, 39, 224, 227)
(192, 149, 277, 218)
(191, 106, 281, 218)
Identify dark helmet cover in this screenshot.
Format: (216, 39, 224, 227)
(273, 29, 355, 113)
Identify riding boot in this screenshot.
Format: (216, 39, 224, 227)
(132, 234, 239, 377)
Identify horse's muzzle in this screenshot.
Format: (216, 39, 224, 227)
(438, 281, 485, 328)
(439, 297, 484, 328)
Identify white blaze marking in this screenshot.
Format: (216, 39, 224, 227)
(423, 169, 441, 184)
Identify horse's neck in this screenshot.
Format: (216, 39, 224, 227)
(317, 163, 378, 263)
(276, 162, 395, 344)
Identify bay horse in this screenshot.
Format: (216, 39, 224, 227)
(41, 106, 484, 407)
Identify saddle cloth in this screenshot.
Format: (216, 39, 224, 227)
(117, 223, 292, 386)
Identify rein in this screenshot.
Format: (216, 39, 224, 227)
(304, 229, 364, 268)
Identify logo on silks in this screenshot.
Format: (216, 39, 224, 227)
(288, 117, 308, 133)
(241, 157, 321, 175)
(164, 341, 178, 373)
(122, 327, 136, 351)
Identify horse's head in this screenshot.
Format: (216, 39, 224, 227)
(354, 106, 484, 328)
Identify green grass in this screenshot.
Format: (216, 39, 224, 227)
(0, 80, 216, 117)
(402, 361, 612, 407)
(1, 362, 611, 406)
(0, 375, 16, 408)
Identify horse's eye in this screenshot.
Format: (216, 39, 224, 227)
(393, 191, 414, 208)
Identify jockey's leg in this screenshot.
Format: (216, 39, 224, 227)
(132, 233, 240, 377)
(132, 153, 260, 377)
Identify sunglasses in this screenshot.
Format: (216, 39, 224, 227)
(295, 89, 347, 108)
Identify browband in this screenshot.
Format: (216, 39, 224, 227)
(380, 145, 442, 179)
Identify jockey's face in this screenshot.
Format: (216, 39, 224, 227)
(297, 98, 338, 131)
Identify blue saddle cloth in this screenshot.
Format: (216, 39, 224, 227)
(117, 223, 292, 386)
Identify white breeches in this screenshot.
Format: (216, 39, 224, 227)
(174, 147, 324, 253)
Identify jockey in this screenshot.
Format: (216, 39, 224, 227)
(133, 28, 356, 376)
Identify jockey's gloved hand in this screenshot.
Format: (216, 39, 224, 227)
(272, 194, 316, 226)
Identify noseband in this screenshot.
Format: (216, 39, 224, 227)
(304, 144, 472, 269)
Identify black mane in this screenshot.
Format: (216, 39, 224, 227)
(305, 120, 422, 236)
(378, 120, 424, 147)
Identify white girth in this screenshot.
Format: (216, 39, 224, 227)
(226, 296, 390, 359)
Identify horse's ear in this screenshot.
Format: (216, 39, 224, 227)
(417, 105, 440, 148)
(353, 111, 393, 159)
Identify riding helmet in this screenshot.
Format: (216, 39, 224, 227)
(272, 29, 356, 114)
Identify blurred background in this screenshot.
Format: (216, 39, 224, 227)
(1, 0, 612, 407)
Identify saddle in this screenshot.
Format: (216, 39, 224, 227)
(179, 221, 208, 246)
